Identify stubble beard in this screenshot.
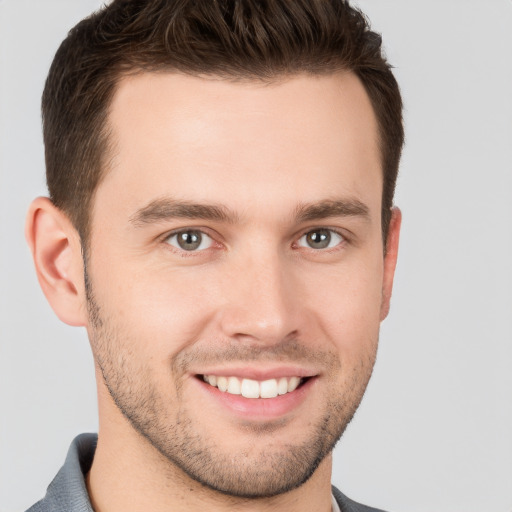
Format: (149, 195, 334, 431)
(85, 275, 377, 499)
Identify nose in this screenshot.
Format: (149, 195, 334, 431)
(217, 250, 303, 346)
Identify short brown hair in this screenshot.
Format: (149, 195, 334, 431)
(43, 0, 404, 244)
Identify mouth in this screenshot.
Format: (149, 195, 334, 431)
(199, 374, 308, 399)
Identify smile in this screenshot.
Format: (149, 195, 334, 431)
(201, 375, 304, 399)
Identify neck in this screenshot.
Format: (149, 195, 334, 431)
(87, 386, 333, 512)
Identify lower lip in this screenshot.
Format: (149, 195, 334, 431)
(195, 377, 316, 420)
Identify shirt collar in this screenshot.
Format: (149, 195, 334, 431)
(28, 433, 96, 512)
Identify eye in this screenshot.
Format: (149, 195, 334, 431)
(165, 230, 213, 252)
(297, 228, 344, 250)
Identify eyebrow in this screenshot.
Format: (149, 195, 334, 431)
(129, 198, 238, 226)
(294, 198, 370, 223)
(129, 196, 370, 227)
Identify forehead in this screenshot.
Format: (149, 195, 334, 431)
(97, 71, 381, 223)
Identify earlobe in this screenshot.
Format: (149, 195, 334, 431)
(380, 207, 402, 320)
(25, 197, 87, 326)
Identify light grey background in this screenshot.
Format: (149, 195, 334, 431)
(1, 1, 511, 511)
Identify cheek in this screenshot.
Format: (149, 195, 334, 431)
(91, 260, 220, 356)
(303, 256, 384, 351)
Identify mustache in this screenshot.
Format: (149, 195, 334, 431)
(172, 338, 340, 373)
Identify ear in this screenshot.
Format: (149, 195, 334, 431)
(25, 197, 87, 326)
(380, 207, 402, 320)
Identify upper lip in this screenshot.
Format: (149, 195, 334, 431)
(193, 366, 318, 381)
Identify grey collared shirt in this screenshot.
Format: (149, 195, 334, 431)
(27, 434, 96, 512)
(26, 433, 387, 512)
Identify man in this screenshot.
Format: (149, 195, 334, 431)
(25, 0, 403, 511)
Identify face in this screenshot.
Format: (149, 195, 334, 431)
(85, 72, 396, 498)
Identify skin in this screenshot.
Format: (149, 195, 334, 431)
(26, 71, 401, 512)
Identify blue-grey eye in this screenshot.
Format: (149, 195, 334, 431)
(166, 230, 213, 251)
(298, 229, 343, 249)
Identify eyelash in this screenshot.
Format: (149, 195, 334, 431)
(163, 229, 218, 256)
(162, 227, 348, 256)
(295, 228, 346, 251)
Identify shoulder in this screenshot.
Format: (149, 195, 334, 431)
(332, 486, 390, 512)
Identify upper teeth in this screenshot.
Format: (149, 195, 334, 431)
(203, 375, 302, 398)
